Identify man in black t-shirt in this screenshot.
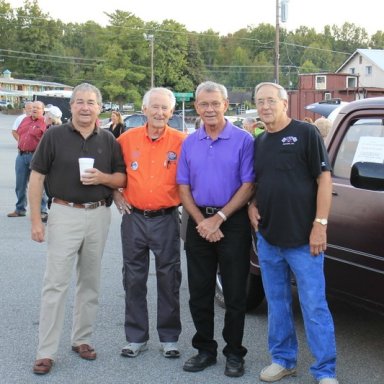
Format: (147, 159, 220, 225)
(28, 83, 126, 375)
(248, 82, 338, 384)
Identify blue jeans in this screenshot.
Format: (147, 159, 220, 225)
(15, 153, 47, 213)
(257, 233, 337, 380)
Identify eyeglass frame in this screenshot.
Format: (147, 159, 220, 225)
(196, 101, 225, 110)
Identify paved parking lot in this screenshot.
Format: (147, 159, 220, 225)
(0, 112, 383, 384)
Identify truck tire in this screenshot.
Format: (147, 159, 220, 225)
(215, 269, 265, 311)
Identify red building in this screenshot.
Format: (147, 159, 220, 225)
(288, 73, 384, 120)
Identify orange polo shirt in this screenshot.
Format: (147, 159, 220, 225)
(117, 125, 186, 210)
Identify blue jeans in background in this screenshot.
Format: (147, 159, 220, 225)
(257, 232, 337, 381)
(15, 153, 47, 214)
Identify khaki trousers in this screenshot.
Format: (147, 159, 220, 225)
(36, 203, 111, 360)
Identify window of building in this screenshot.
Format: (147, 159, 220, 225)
(347, 76, 357, 88)
(315, 75, 326, 90)
(365, 66, 372, 76)
(349, 67, 355, 75)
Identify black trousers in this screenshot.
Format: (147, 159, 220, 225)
(185, 207, 251, 358)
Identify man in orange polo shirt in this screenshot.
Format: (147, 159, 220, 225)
(114, 87, 186, 359)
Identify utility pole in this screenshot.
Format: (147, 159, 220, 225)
(143, 34, 154, 88)
(275, 0, 280, 84)
(275, 1, 289, 84)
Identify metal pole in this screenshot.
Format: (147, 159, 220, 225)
(144, 34, 155, 88)
(150, 36, 154, 88)
(275, 0, 280, 84)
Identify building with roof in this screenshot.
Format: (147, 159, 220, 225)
(0, 69, 73, 107)
(336, 49, 384, 88)
(287, 49, 384, 120)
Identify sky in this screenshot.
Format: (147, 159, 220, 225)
(6, 0, 384, 36)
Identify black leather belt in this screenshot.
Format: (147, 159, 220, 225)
(19, 150, 35, 155)
(131, 206, 176, 218)
(52, 197, 106, 210)
(198, 206, 222, 215)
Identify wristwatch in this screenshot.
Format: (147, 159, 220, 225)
(314, 218, 328, 226)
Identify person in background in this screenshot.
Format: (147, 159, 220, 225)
(44, 105, 63, 128)
(114, 87, 185, 359)
(28, 83, 126, 375)
(242, 116, 258, 136)
(194, 116, 202, 130)
(177, 81, 254, 378)
(254, 120, 266, 136)
(304, 116, 314, 124)
(8, 101, 48, 220)
(108, 110, 124, 138)
(314, 117, 332, 140)
(248, 82, 338, 384)
(11, 101, 33, 140)
(243, 117, 266, 137)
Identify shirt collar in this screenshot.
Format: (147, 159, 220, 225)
(197, 119, 233, 140)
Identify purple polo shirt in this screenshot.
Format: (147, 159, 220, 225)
(177, 120, 255, 207)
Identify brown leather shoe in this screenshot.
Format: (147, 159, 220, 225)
(72, 344, 97, 360)
(33, 358, 53, 375)
(7, 211, 26, 217)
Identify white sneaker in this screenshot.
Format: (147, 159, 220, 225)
(121, 342, 148, 357)
(260, 363, 296, 382)
(160, 342, 180, 358)
(319, 379, 339, 384)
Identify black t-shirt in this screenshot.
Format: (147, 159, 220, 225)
(31, 123, 126, 204)
(254, 119, 331, 247)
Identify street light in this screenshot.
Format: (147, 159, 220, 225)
(143, 33, 154, 88)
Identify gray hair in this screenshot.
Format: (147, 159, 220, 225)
(46, 112, 62, 126)
(195, 81, 228, 100)
(254, 82, 288, 101)
(70, 83, 102, 106)
(142, 87, 176, 109)
(243, 116, 257, 125)
(314, 117, 332, 139)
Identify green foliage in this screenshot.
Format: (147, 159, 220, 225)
(0, 1, 383, 105)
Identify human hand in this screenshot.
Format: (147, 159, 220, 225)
(113, 189, 131, 214)
(196, 216, 222, 240)
(31, 221, 45, 243)
(248, 203, 260, 231)
(309, 224, 327, 256)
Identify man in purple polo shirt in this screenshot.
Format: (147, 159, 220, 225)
(177, 81, 255, 378)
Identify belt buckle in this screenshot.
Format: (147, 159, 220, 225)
(143, 209, 151, 218)
(206, 207, 215, 215)
(84, 202, 97, 209)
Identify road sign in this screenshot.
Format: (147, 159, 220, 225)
(174, 92, 194, 102)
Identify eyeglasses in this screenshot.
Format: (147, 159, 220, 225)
(197, 101, 222, 110)
(256, 98, 279, 107)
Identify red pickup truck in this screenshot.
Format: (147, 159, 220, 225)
(191, 97, 384, 313)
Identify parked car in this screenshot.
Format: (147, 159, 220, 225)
(102, 102, 119, 112)
(183, 97, 384, 314)
(305, 98, 348, 118)
(0, 100, 13, 109)
(122, 113, 187, 133)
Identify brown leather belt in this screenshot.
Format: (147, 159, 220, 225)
(52, 198, 106, 210)
(131, 206, 176, 218)
(19, 150, 35, 155)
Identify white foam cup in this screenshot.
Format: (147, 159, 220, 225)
(78, 157, 94, 180)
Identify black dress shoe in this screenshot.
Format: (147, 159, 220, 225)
(183, 352, 217, 372)
(225, 355, 245, 377)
